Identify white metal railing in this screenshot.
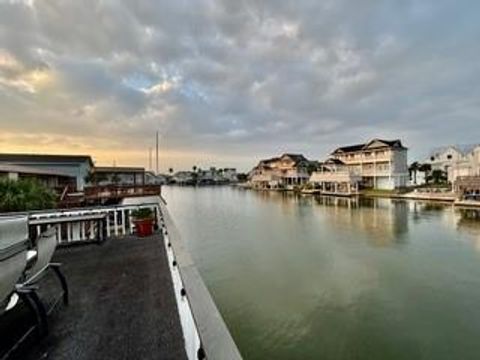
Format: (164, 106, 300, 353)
(27, 203, 160, 245)
(158, 199, 242, 360)
(162, 227, 202, 359)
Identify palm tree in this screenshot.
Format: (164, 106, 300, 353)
(419, 163, 432, 174)
(409, 161, 420, 185)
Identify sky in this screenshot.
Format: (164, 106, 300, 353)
(0, 0, 479, 172)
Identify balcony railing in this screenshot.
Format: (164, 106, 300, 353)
(310, 171, 362, 183)
(84, 184, 161, 199)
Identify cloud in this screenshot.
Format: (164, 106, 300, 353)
(0, 0, 479, 171)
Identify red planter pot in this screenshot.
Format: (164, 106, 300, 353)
(133, 218, 154, 237)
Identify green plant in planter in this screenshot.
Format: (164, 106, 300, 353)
(0, 178, 57, 212)
(131, 208, 154, 220)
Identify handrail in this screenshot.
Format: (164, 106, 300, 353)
(159, 199, 242, 360)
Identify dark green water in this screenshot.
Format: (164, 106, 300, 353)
(163, 186, 480, 360)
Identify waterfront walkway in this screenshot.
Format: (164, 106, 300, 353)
(2, 234, 187, 360)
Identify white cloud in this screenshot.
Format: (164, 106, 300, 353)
(0, 0, 479, 170)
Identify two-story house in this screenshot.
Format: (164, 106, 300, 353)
(249, 153, 312, 190)
(330, 139, 409, 190)
(450, 145, 480, 182)
(426, 146, 466, 183)
(309, 158, 362, 195)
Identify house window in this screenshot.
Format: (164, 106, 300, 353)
(430, 156, 435, 161)
(447, 154, 452, 160)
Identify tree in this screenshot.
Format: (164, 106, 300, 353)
(427, 169, 447, 185)
(409, 161, 420, 184)
(192, 165, 197, 172)
(0, 179, 56, 212)
(419, 163, 432, 173)
(168, 168, 174, 174)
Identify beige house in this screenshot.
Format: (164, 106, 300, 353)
(450, 145, 480, 182)
(249, 154, 312, 190)
(309, 158, 362, 195)
(330, 139, 409, 190)
(426, 146, 471, 183)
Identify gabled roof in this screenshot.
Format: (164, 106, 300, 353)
(428, 144, 480, 158)
(0, 153, 94, 167)
(332, 144, 365, 153)
(324, 158, 345, 165)
(332, 139, 406, 154)
(259, 157, 280, 165)
(280, 153, 308, 164)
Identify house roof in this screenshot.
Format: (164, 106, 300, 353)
(332, 139, 406, 154)
(259, 157, 280, 165)
(95, 166, 145, 174)
(0, 153, 94, 167)
(0, 164, 75, 178)
(324, 158, 345, 165)
(280, 153, 308, 164)
(428, 144, 480, 158)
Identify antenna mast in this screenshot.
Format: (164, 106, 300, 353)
(155, 131, 159, 175)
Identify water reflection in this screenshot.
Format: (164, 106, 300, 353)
(455, 208, 480, 251)
(164, 186, 480, 360)
(316, 196, 410, 246)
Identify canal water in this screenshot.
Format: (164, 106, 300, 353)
(162, 186, 480, 360)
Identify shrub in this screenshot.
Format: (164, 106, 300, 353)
(131, 208, 154, 220)
(0, 178, 57, 212)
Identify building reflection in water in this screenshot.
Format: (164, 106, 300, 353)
(246, 189, 480, 249)
(456, 208, 480, 251)
(312, 195, 410, 247)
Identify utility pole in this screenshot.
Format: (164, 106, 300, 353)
(149, 147, 152, 172)
(155, 131, 159, 175)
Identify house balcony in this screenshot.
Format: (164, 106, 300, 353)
(310, 170, 362, 183)
(337, 155, 392, 165)
(0, 198, 242, 360)
(360, 169, 393, 177)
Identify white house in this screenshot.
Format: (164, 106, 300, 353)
(427, 145, 480, 183)
(330, 139, 409, 190)
(222, 168, 238, 182)
(309, 158, 362, 195)
(93, 166, 146, 186)
(172, 171, 195, 185)
(249, 154, 312, 190)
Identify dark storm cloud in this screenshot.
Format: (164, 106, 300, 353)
(1, 0, 479, 168)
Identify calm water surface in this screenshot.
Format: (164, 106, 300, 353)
(163, 186, 480, 360)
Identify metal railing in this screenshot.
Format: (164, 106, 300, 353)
(27, 203, 160, 244)
(84, 184, 161, 199)
(158, 199, 242, 360)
